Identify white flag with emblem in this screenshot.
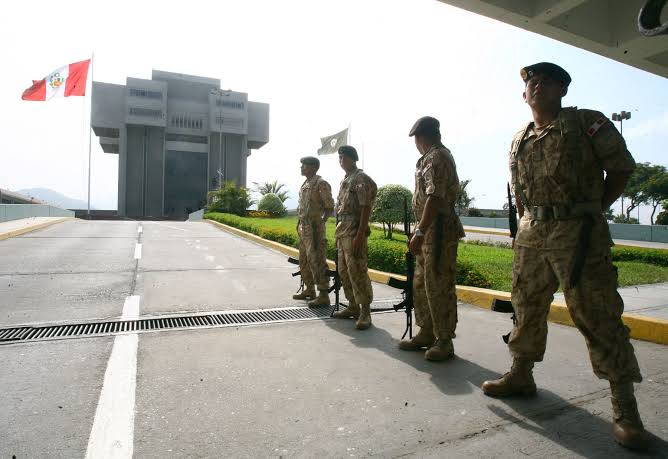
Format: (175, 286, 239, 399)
(317, 128, 349, 155)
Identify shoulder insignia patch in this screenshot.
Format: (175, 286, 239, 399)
(586, 117, 608, 138)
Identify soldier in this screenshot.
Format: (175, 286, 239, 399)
(481, 62, 646, 450)
(399, 116, 465, 361)
(293, 156, 335, 307)
(332, 145, 377, 330)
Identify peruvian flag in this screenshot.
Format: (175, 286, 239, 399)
(21, 59, 91, 101)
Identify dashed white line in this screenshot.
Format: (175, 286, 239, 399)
(134, 243, 142, 259)
(85, 295, 140, 459)
(137, 225, 143, 234)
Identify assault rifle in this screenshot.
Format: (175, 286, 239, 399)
(387, 197, 415, 339)
(491, 298, 515, 344)
(507, 183, 518, 240)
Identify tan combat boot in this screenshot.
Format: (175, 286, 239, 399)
(308, 290, 330, 308)
(610, 382, 647, 451)
(355, 304, 372, 330)
(424, 338, 454, 361)
(332, 303, 360, 319)
(481, 358, 537, 397)
(398, 327, 435, 351)
(293, 288, 316, 300)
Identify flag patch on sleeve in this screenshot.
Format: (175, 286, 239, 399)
(586, 117, 608, 137)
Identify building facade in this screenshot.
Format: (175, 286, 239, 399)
(91, 70, 269, 218)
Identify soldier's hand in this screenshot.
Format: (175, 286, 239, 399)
(353, 233, 364, 257)
(409, 234, 423, 256)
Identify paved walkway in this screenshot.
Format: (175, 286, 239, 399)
(0, 217, 67, 235)
(1, 219, 666, 457)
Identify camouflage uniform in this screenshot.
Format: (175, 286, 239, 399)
(335, 169, 378, 306)
(298, 175, 334, 293)
(413, 144, 465, 340)
(509, 107, 641, 384)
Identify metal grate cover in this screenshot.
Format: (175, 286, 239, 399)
(0, 307, 335, 345)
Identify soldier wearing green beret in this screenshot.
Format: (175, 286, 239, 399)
(481, 62, 647, 450)
(399, 116, 465, 361)
(332, 145, 378, 330)
(294, 156, 335, 306)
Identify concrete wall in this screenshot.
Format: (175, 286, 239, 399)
(0, 204, 73, 222)
(460, 216, 668, 243)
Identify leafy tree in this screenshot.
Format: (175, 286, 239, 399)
(252, 180, 290, 203)
(468, 207, 483, 217)
(207, 181, 254, 216)
(456, 179, 474, 212)
(642, 166, 668, 225)
(613, 214, 639, 224)
(370, 184, 413, 239)
(656, 207, 668, 226)
(258, 193, 287, 217)
(623, 163, 653, 220)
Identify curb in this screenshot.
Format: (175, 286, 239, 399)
(206, 218, 668, 346)
(0, 217, 73, 241)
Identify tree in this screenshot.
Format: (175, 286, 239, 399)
(656, 205, 668, 226)
(370, 185, 413, 239)
(603, 206, 614, 222)
(252, 180, 290, 203)
(207, 181, 254, 216)
(468, 207, 482, 217)
(642, 166, 668, 225)
(623, 163, 653, 220)
(456, 179, 474, 212)
(258, 193, 287, 217)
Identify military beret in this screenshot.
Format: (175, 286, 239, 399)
(409, 116, 440, 137)
(300, 156, 320, 167)
(338, 145, 358, 161)
(520, 62, 571, 86)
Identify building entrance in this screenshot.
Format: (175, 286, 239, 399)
(164, 150, 208, 217)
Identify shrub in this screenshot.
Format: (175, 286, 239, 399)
(611, 246, 668, 267)
(656, 210, 668, 226)
(247, 210, 274, 218)
(257, 193, 287, 217)
(207, 181, 253, 216)
(488, 211, 498, 218)
(371, 184, 413, 239)
(467, 208, 482, 217)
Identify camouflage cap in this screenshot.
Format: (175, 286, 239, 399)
(338, 145, 358, 161)
(300, 156, 320, 168)
(409, 116, 440, 137)
(520, 62, 571, 86)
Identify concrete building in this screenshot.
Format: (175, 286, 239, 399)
(91, 70, 269, 218)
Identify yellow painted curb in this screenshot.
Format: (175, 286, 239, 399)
(207, 218, 668, 345)
(0, 217, 73, 241)
(465, 227, 510, 237)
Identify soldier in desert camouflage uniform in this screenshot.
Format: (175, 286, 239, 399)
(399, 116, 465, 361)
(481, 62, 647, 451)
(332, 145, 378, 330)
(294, 156, 335, 307)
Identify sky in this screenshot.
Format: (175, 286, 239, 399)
(1, 0, 666, 223)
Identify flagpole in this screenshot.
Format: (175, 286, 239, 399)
(86, 53, 94, 218)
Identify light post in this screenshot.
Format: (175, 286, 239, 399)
(210, 88, 232, 190)
(612, 110, 631, 220)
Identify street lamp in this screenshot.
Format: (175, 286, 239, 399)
(612, 110, 632, 220)
(210, 88, 232, 190)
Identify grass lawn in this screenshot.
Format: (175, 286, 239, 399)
(206, 213, 668, 292)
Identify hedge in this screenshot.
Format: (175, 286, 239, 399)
(205, 212, 492, 289)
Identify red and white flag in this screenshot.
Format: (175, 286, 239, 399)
(21, 59, 91, 101)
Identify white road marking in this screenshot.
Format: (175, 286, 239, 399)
(134, 243, 142, 259)
(85, 295, 140, 459)
(205, 255, 215, 262)
(137, 225, 143, 234)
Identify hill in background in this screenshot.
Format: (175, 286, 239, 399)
(17, 188, 93, 210)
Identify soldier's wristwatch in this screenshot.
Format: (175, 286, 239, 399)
(414, 228, 425, 237)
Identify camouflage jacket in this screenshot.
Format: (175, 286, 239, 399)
(510, 107, 635, 249)
(298, 175, 334, 221)
(336, 168, 377, 238)
(413, 143, 465, 243)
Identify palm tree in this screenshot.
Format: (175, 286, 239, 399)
(252, 180, 290, 203)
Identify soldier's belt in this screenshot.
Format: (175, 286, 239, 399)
(525, 201, 601, 221)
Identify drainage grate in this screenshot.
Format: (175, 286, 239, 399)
(0, 307, 335, 345)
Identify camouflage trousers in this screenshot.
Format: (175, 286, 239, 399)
(298, 218, 329, 292)
(509, 245, 642, 383)
(413, 240, 458, 340)
(337, 236, 373, 306)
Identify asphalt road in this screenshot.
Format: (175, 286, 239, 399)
(1, 220, 667, 458)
